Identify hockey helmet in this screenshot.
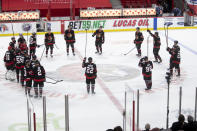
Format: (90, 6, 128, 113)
(35, 60, 40, 66)
(88, 57, 93, 63)
(32, 55, 37, 59)
(32, 32, 36, 35)
(11, 37, 15, 40)
(174, 40, 178, 44)
(143, 56, 148, 61)
(15, 48, 21, 54)
(155, 32, 159, 36)
(68, 25, 72, 29)
(136, 27, 140, 30)
(25, 60, 31, 66)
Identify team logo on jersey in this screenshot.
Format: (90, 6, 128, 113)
(67, 33, 72, 38)
(0, 24, 8, 32)
(22, 23, 32, 31)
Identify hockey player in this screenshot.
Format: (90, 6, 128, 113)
(4, 47, 15, 80)
(4, 47, 15, 70)
(33, 61, 45, 98)
(29, 32, 38, 58)
(8, 37, 16, 51)
(167, 40, 181, 76)
(18, 33, 28, 52)
(24, 60, 33, 96)
(134, 27, 144, 56)
(92, 26, 105, 55)
(30, 55, 38, 69)
(64, 25, 76, 56)
(82, 57, 97, 94)
(138, 56, 153, 90)
(45, 30, 55, 57)
(147, 29, 162, 63)
(15, 48, 25, 86)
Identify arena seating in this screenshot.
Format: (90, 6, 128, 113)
(120, 0, 157, 8)
(76, 0, 112, 9)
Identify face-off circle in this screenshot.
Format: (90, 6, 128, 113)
(56, 63, 140, 82)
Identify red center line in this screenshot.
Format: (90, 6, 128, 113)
(75, 49, 124, 114)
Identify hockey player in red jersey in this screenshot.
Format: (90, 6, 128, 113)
(23, 60, 33, 96)
(15, 48, 25, 86)
(8, 37, 16, 52)
(33, 61, 45, 98)
(92, 26, 105, 55)
(4, 47, 15, 80)
(147, 29, 162, 63)
(18, 33, 28, 52)
(167, 40, 181, 76)
(138, 56, 153, 90)
(45, 30, 55, 57)
(64, 25, 76, 56)
(82, 57, 97, 94)
(4, 47, 15, 71)
(134, 27, 144, 56)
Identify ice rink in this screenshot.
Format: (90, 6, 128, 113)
(0, 29, 197, 131)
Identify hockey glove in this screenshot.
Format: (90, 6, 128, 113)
(95, 74, 97, 79)
(147, 29, 151, 33)
(37, 45, 40, 48)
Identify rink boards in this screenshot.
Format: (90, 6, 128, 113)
(1, 17, 197, 36)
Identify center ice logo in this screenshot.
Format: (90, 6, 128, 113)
(0, 24, 8, 32)
(22, 23, 32, 31)
(57, 63, 140, 82)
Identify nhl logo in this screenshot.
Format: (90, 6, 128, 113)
(22, 23, 32, 31)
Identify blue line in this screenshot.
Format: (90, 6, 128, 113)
(167, 36, 197, 56)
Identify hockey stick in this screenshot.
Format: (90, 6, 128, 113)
(124, 47, 136, 56)
(54, 43, 59, 49)
(145, 0, 149, 58)
(7, 16, 15, 37)
(147, 35, 150, 58)
(46, 80, 62, 84)
(85, 28, 88, 57)
(37, 44, 45, 47)
(40, 46, 46, 62)
(46, 76, 63, 82)
(5, 70, 8, 80)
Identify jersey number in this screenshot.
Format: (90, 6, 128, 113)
(86, 66, 93, 74)
(37, 67, 42, 76)
(16, 57, 24, 64)
(146, 66, 152, 72)
(6, 54, 10, 61)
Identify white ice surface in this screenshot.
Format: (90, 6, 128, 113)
(0, 29, 197, 131)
